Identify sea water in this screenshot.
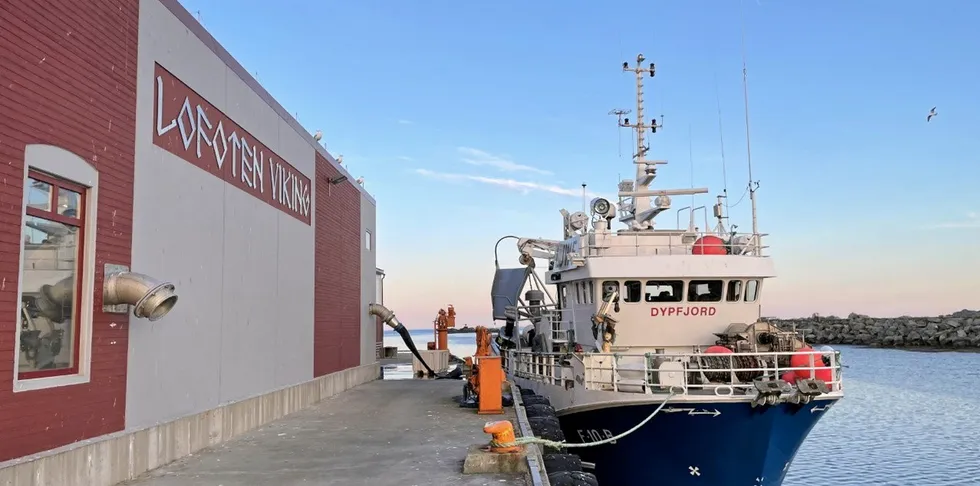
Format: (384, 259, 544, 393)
(383, 330, 980, 485)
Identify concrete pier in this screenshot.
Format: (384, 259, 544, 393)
(118, 380, 529, 486)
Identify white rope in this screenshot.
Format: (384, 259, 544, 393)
(495, 390, 677, 450)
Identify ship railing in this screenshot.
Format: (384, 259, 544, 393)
(581, 231, 769, 257)
(505, 351, 564, 387)
(505, 349, 842, 397)
(503, 303, 567, 341)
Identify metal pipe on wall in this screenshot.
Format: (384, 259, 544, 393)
(369, 303, 435, 376)
(103, 272, 178, 321)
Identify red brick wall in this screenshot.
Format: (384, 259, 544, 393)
(0, 1, 138, 461)
(313, 154, 361, 376)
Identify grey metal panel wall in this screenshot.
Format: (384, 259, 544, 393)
(127, 0, 315, 429)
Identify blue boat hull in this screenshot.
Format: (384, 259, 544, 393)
(557, 398, 838, 486)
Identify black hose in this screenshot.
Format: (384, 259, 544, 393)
(391, 322, 435, 376)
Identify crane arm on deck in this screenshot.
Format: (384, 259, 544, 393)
(516, 237, 560, 266)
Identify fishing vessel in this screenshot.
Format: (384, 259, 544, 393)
(489, 53, 843, 486)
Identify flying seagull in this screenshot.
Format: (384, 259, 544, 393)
(313, 129, 323, 142)
(926, 107, 938, 122)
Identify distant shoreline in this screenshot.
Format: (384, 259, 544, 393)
(772, 309, 980, 350)
(387, 310, 980, 350)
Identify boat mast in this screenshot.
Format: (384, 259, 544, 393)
(620, 55, 661, 229)
(617, 54, 708, 231)
(739, 1, 760, 238)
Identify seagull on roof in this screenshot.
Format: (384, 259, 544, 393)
(313, 129, 323, 142)
(926, 107, 938, 122)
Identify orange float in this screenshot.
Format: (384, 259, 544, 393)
(791, 346, 833, 382)
(704, 345, 733, 354)
(692, 235, 728, 255)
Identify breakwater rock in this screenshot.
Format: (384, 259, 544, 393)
(769, 309, 980, 348)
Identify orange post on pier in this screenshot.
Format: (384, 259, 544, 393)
(464, 325, 505, 414)
(476, 355, 504, 415)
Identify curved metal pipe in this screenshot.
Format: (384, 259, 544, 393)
(103, 272, 178, 321)
(369, 303, 435, 376)
(35, 276, 76, 324)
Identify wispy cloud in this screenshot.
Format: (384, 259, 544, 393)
(926, 211, 980, 229)
(457, 147, 552, 175)
(396, 155, 414, 161)
(397, 119, 413, 125)
(414, 168, 595, 198)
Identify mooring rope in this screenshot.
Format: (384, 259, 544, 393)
(491, 390, 677, 450)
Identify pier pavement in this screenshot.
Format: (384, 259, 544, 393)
(118, 379, 529, 486)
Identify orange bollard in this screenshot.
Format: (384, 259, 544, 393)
(484, 420, 521, 453)
(477, 356, 504, 415)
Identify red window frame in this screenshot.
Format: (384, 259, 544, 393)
(18, 169, 87, 380)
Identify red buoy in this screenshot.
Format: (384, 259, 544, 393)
(812, 366, 833, 382)
(704, 345, 733, 354)
(791, 347, 833, 382)
(692, 235, 728, 255)
(781, 371, 797, 384)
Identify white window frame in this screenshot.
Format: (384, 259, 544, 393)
(365, 229, 372, 251)
(13, 144, 99, 393)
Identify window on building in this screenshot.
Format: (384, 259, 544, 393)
(726, 280, 743, 302)
(623, 280, 643, 303)
(745, 279, 760, 302)
(365, 229, 372, 250)
(18, 171, 86, 379)
(558, 284, 567, 307)
(644, 280, 683, 302)
(600, 280, 620, 302)
(687, 280, 723, 302)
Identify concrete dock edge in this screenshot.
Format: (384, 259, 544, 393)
(512, 384, 551, 486)
(0, 363, 380, 486)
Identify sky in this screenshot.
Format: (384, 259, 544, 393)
(178, 0, 980, 327)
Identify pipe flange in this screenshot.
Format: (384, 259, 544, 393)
(134, 282, 178, 321)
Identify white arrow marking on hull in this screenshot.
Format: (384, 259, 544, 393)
(811, 405, 831, 413)
(664, 407, 721, 417)
(689, 409, 721, 417)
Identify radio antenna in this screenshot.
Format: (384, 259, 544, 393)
(714, 73, 730, 218)
(739, 0, 760, 238)
(609, 109, 631, 159)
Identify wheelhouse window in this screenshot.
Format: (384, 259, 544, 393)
(726, 280, 743, 302)
(687, 280, 723, 302)
(587, 281, 595, 304)
(623, 280, 643, 303)
(645, 280, 683, 302)
(600, 280, 620, 302)
(18, 171, 86, 379)
(744, 279, 760, 302)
